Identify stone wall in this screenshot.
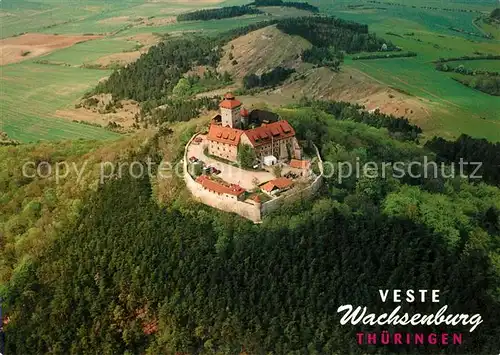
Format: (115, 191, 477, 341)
(185, 174, 262, 222)
(261, 145, 324, 216)
(184, 133, 324, 223)
(184, 133, 262, 222)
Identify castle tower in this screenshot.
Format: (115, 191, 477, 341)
(220, 93, 242, 128)
(240, 107, 249, 129)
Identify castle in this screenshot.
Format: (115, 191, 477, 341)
(207, 93, 301, 164)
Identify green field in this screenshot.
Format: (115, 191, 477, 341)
(0, 0, 127, 38)
(116, 14, 269, 37)
(0, 0, 221, 38)
(39, 38, 139, 66)
(316, 0, 500, 141)
(346, 58, 500, 140)
(441, 59, 500, 71)
(0, 62, 120, 142)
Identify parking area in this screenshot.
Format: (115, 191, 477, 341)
(187, 135, 275, 190)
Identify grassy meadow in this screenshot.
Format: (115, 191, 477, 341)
(0, 62, 120, 142)
(315, 0, 500, 141)
(0, 0, 229, 143)
(39, 38, 139, 66)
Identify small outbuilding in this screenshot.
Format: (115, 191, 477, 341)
(261, 177, 294, 195)
(263, 155, 278, 166)
(289, 159, 310, 170)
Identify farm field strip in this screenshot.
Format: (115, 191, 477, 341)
(115, 15, 270, 37)
(0, 0, 133, 38)
(1, 62, 120, 142)
(346, 59, 500, 141)
(38, 38, 140, 66)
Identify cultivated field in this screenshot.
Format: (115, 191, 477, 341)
(0, 33, 103, 65)
(38, 38, 139, 67)
(0, 62, 119, 142)
(0, 0, 228, 142)
(313, 0, 500, 141)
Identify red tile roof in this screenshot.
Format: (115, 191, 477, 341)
(240, 108, 249, 117)
(261, 177, 293, 193)
(196, 175, 245, 196)
(249, 194, 261, 203)
(207, 124, 243, 146)
(289, 159, 310, 169)
(220, 95, 242, 109)
(243, 120, 295, 147)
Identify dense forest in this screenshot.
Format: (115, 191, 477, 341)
(435, 54, 500, 63)
(486, 8, 500, 23)
(3, 104, 500, 353)
(242, 66, 296, 89)
(302, 46, 343, 70)
(425, 134, 500, 187)
(94, 36, 221, 103)
(147, 97, 220, 125)
(251, 0, 319, 13)
(276, 16, 395, 53)
(353, 51, 417, 60)
(295, 98, 422, 142)
(177, 5, 262, 21)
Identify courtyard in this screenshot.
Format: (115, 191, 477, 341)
(186, 134, 276, 190)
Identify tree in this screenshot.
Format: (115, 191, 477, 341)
(221, 71, 232, 83)
(172, 78, 191, 97)
(273, 164, 282, 177)
(238, 144, 256, 168)
(189, 162, 203, 177)
(243, 74, 260, 89)
(490, 8, 500, 20)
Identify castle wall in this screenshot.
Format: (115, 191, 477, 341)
(184, 133, 324, 223)
(261, 144, 324, 215)
(185, 134, 262, 222)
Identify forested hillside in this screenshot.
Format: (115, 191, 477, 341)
(177, 5, 263, 22)
(94, 37, 221, 103)
(489, 8, 500, 22)
(93, 16, 394, 125)
(426, 134, 500, 186)
(3, 104, 500, 354)
(277, 16, 395, 53)
(251, 0, 319, 13)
